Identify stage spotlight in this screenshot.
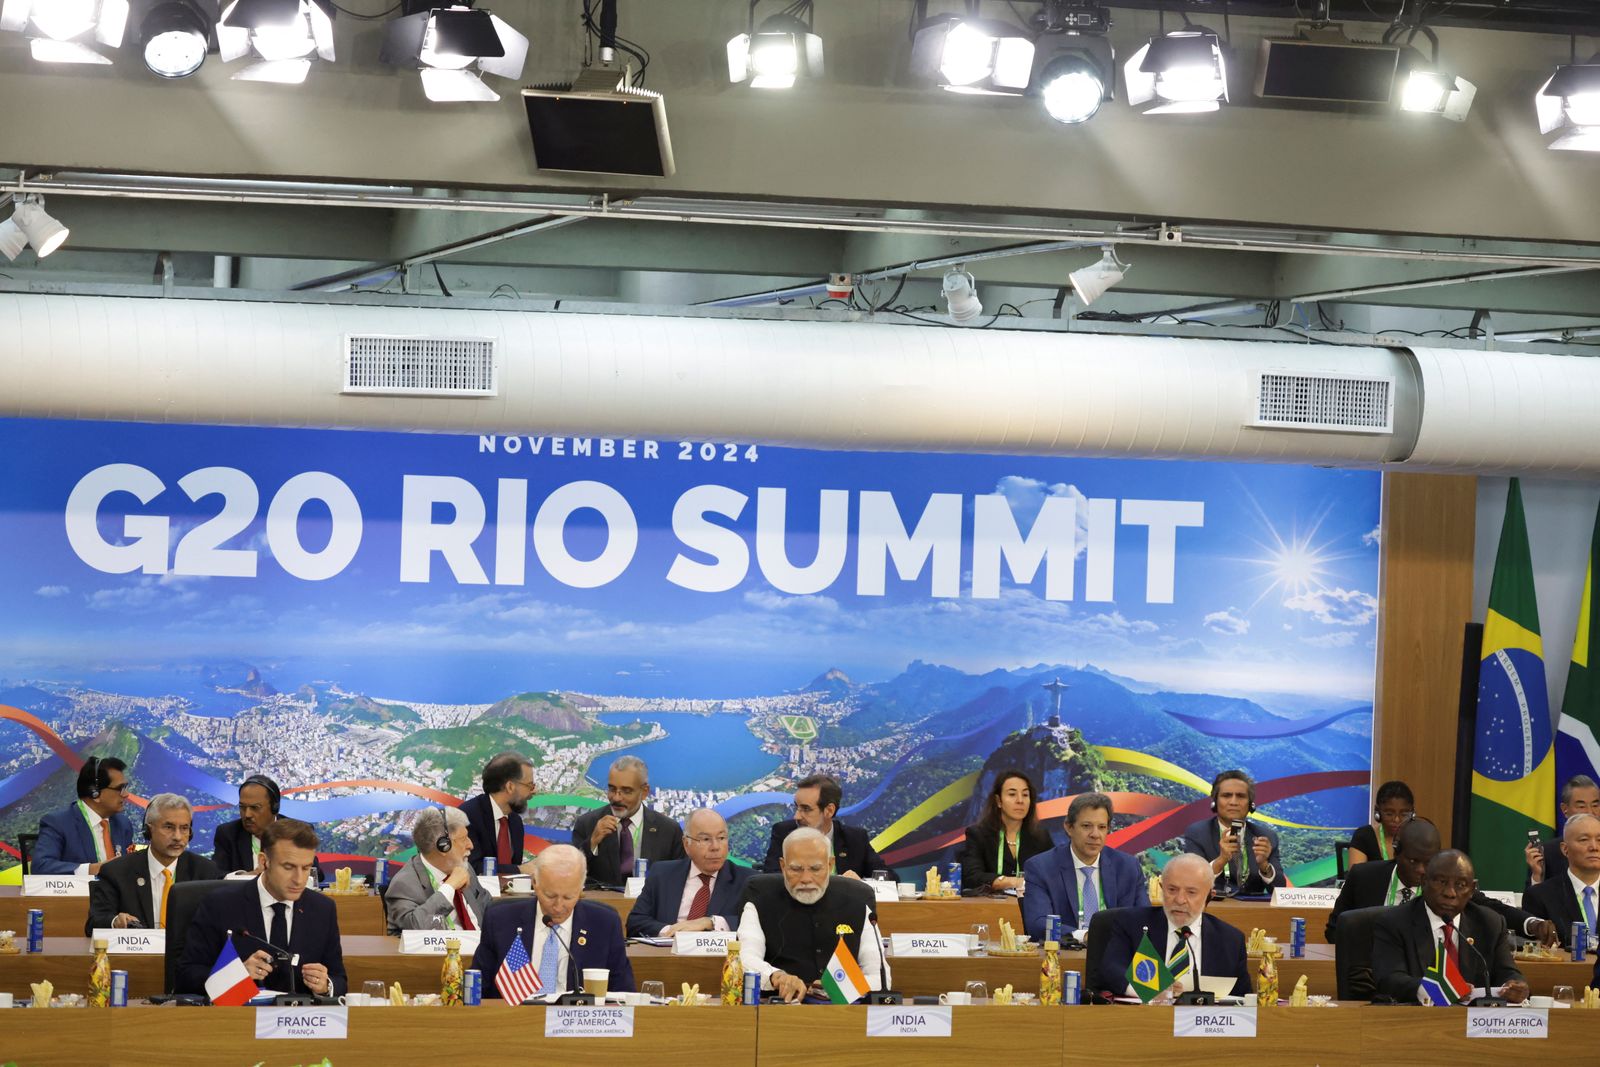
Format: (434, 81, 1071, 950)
(0, 0, 128, 64)
(1031, 33, 1113, 124)
(1399, 67, 1474, 121)
(728, 3, 821, 90)
(1, 195, 70, 260)
(911, 15, 1034, 96)
(1126, 30, 1227, 115)
(942, 267, 983, 323)
(1069, 247, 1128, 307)
(140, 0, 214, 78)
(381, 5, 528, 103)
(218, 0, 334, 84)
(1537, 61, 1600, 152)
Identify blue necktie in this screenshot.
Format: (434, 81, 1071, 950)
(1584, 886, 1597, 939)
(537, 923, 562, 992)
(1079, 867, 1099, 926)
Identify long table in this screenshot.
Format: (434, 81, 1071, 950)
(9, 1003, 1600, 1067)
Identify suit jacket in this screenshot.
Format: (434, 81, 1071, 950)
(212, 819, 261, 874)
(33, 804, 135, 875)
(761, 819, 883, 879)
(626, 858, 754, 937)
(956, 821, 1054, 892)
(86, 849, 221, 934)
(174, 877, 347, 998)
(1527, 838, 1569, 892)
(1092, 906, 1252, 999)
(461, 793, 524, 871)
(383, 855, 493, 936)
(1327, 859, 1541, 943)
(1522, 873, 1599, 948)
(1180, 816, 1287, 894)
(471, 898, 635, 997)
(1371, 899, 1522, 1002)
(574, 806, 685, 887)
(1021, 844, 1148, 941)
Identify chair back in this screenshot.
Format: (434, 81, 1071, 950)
(1082, 908, 1123, 1000)
(163, 879, 231, 993)
(1334, 905, 1388, 1001)
(18, 832, 38, 875)
(1335, 842, 1351, 879)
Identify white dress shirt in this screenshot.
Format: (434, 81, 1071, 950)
(1070, 846, 1102, 931)
(258, 876, 294, 945)
(73, 802, 108, 877)
(421, 856, 460, 906)
(673, 863, 729, 931)
(529, 904, 574, 994)
(1165, 915, 1202, 988)
(147, 850, 177, 927)
(737, 894, 888, 993)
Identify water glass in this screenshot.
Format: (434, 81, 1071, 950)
(1553, 985, 1575, 1006)
(871, 869, 891, 881)
(964, 980, 988, 1003)
(362, 980, 387, 1004)
(969, 923, 990, 956)
(641, 980, 665, 1002)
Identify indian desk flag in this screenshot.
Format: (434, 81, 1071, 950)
(1417, 940, 1472, 1007)
(1470, 478, 1556, 890)
(1126, 928, 1175, 1003)
(1556, 500, 1600, 805)
(821, 936, 868, 1004)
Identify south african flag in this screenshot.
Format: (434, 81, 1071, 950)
(1417, 940, 1472, 1007)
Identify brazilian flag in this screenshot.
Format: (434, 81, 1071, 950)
(1126, 929, 1174, 1003)
(1469, 479, 1556, 890)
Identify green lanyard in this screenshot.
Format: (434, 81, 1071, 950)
(77, 800, 106, 862)
(422, 863, 458, 930)
(1376, 826, 1391, 862)
(1384, 867, 1406, 906)
(997, 831, 1020, 875)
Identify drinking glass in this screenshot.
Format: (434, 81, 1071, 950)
(641, 980, 665, 1002)
(1553, 985, 1575, 1007)
(362, 980, 387, 1005)
(871, 869, 891, 881)
(964, 980, 988, 1003)
(969, 923, 990, 956)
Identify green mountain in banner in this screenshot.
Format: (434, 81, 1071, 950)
(328, 694, 420, 727)
(0, 723, 143, 859)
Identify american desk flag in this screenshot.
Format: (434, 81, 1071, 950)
(495, 928, 543, 1004)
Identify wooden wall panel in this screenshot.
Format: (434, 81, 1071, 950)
(1372, 472, 1477, 845)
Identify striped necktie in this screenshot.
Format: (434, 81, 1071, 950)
(1169, 926, 1194, 987)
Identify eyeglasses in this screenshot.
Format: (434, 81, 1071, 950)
(105, 783, 131, 795)
(687, 835, 729, 847)
(783, 862, 828, 876)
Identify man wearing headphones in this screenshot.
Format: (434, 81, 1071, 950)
(1180, 769, 1286, 895)
(213, 774, 282, 874)
(86, 793, 221, 933)
(384, 806, 492, 935)
(33, 756, 135, 875)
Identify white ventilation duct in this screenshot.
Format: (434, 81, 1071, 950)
(0, 292, 1594, 475)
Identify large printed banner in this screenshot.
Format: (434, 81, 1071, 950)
(0, 419, 1381, 883)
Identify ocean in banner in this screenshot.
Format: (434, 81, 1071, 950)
(586, 712, 781, 790)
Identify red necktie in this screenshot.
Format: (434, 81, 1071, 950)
(687, 873, 712, 920)
(496, 816, 512, 866)
(1442, 921, 1462, 973)
(454, 889, 476, 931)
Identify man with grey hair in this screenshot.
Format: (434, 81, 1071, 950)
(572, 755, 684, 887)
(1524, 811, 1600, 949)
(384, 806, 492, 934)
(1021, 791, 1147, 942)
(472, 843, 635, 998)
(628, 808, 753, 937)
(737, 826, 888, 1002)
(1527, 774, 1600, 887)
(86, 793, 220, 933)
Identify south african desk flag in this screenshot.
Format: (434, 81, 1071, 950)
(1127, 929, 1174, 1003)
(1417, 940, 1472, 1007)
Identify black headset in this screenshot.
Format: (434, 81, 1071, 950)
(1209, 770, 1256, 814)
(241, 774, 282, 816)
(434, 809, 452, 854)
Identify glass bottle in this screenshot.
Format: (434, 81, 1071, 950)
(1040, 940, 1062, 1006)
(722, 938, 743, 1005)
(89, 937, 111, 1007)
(441, 937, 464, 1007)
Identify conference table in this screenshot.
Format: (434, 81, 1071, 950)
(9, 1003, 1600, 1067)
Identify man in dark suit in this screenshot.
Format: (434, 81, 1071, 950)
(1090, 853, 1252, 1000)
(1327, 817, 1554, 944)
(33, 756, 135, 875)
(87, 793, 221, 934)
(1523, 813, 1600, 949)
(472, 844, 635, 997)
(1526, 774, 1599, 890)
(1179, 769, 1286, 895)
(212, 774, 281, 874)
(627, 809, 753, 937)
(460, 752, 537, 876)
(573, 756, 684, 887)
(761, 773, 882, 879)
(1021, 792, 1148, 941)
(175, 818, 346, 999)
(1371, 850, 1528, 1004)
(383, 806, 492, 935)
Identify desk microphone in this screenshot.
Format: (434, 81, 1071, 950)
(863, 908, 901, 1005)
(1462, 935, 1508, 1006)
(542, 913, 593, 1005)
(235, 929, 298, 996)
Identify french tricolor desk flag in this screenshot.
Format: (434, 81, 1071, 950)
(206, 933, 261, 1006)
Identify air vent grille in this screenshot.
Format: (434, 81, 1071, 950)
(1251, 371, 1393, 433)
(343, 335, 497, 397)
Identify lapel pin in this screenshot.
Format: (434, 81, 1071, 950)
(136, 877, 146, 887)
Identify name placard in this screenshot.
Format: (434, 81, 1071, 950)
(480, 879, 501, 898)
(399, 930, 482, 955)
(1269, 888, 1339, 908)
(255, 1006, 348, 1040)
(91, 928, 166, 954)
(866, 1005, 953, 1037)
(1175, 1006, 1258, 1038)
(872, 881, 900, 903)
(545, 1006, 635, 1038)
(23, 875, 91, 897)
(1480, 890, 1522, 909)
(1466, 1007, 1549, 1039)
(889, 933, 973, 958)
(673, 931, 733, 956)
(624, 877, 645, 899)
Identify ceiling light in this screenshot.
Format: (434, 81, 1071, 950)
(140, 0, 215, 79)
(218, 0, 334, 84)
(942, 267, 983, 323)
(1032, 35, 1113, 124)
(1256, 24, 1400, 105)
(728, 12, 823, 90)
(380, 5, 528, 103)
(1399, 68, 1474, 121)
(1, 195, 70, 260)
(0, 0, 127, 63)
(1537, 61, 1600, 151)
(911, 15, 1034, 96)
(1069, 247, 1128, 306)
(1126, 30, 1228, 115)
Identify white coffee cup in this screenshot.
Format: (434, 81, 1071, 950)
(897, 883, 917, 899)
(583, 967, 610, 996)
(1527, 995, 1554, 1009)
(343, 993, 369, 1007)
(507, 875, 532, 893)
(939, 991, 972, 1005)
(0, 992, 13, 1008)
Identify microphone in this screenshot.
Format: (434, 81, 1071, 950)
(863, 907, 901, 1005)
(234, 930, 298, 996)
(1462, 935, 1508, 1005)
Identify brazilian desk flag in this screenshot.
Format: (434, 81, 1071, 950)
(1555, 500, 1600, 805)
(1470, 478, 1556, 890)
(1127, 929, 1174, 1003)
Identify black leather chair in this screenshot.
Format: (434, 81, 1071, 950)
(1334, 904, 1389, 1001)
(17, 832, 38, 875)
(1082, 908, 1122, 1001)
(1335, 842, 1352, 880)
(163, 879, 230, 993)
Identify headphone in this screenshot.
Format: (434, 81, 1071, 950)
(1209, 770, 1256, 814)
(433, 809, 452, 854)
(241, 775, 282, 816)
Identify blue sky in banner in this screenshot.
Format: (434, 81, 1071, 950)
(0, 419, 1380, 706)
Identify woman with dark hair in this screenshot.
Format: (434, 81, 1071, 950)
(1348, 779, 1415, 865)
(957, 769, 1054, 893)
